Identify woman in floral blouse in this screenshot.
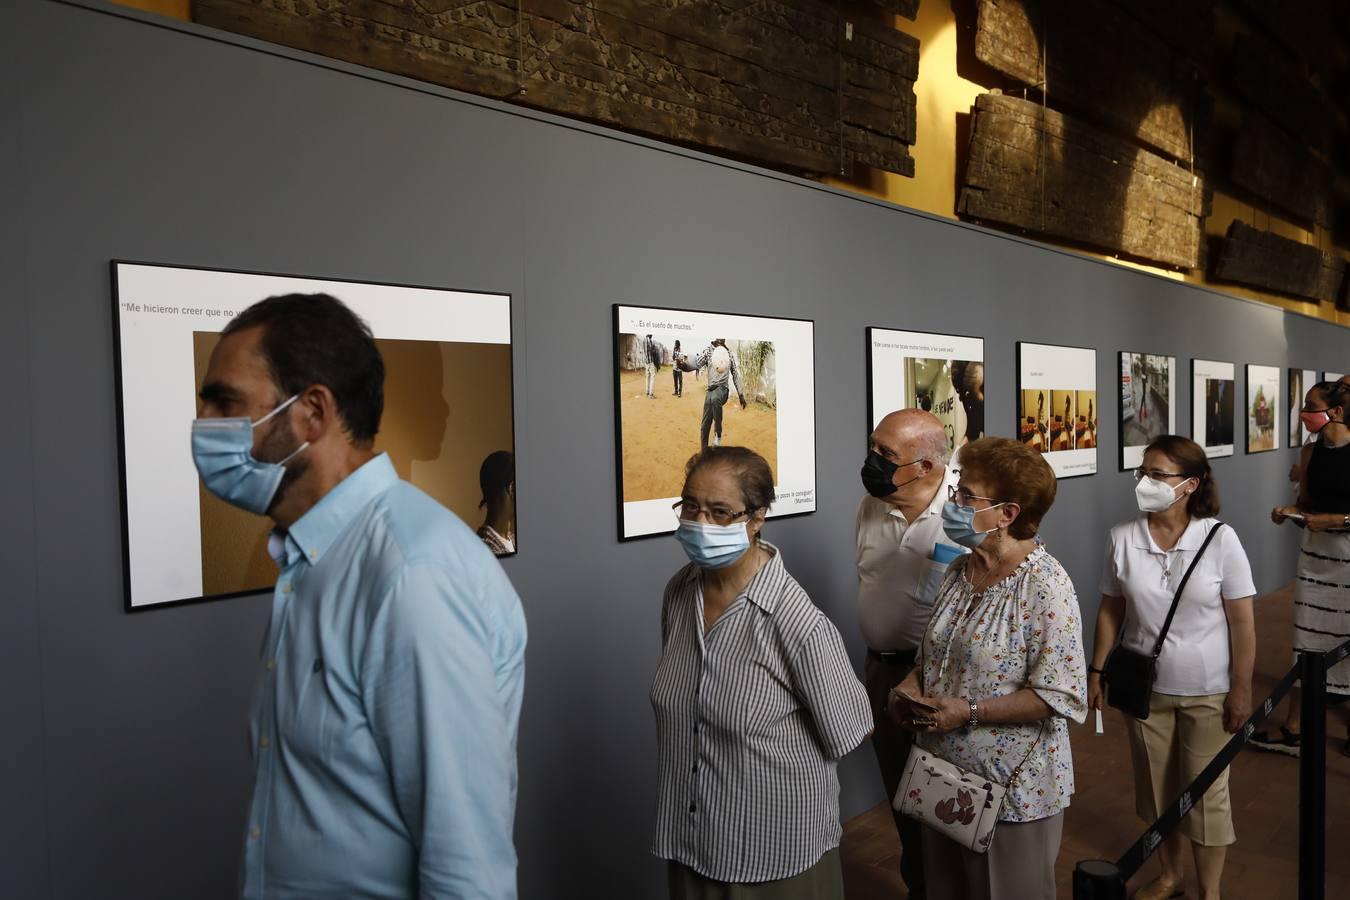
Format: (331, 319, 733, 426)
(889, 437, 1087, 900)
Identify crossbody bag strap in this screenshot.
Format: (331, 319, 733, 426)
(992, 719, 1048, 818)
(1150, 521, 1225, 659)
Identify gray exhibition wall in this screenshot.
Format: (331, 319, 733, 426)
(4, 2, 1346, 897)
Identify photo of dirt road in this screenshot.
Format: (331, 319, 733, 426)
(617, 334, 778, 503)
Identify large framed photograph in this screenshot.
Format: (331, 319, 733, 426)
(866, 328, 984, 451)
(112, 262, 516, 611)
(613, 304, 815, 540)
(1119, 351, 1176, 471)
(1192, 359, 1235, 459)
(1016, 342, 1098, 479)
(1289, 368, 1318, 447)
(1245, 364, 1281, 454)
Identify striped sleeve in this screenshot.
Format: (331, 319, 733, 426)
(787, 618, 871, 760)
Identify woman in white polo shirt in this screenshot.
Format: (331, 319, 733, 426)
(1087, 435, 1256, 900)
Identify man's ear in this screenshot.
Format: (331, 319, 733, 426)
(294, 385, 336, 442)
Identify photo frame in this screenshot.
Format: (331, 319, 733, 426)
(1245, 364, 1281, 454)
(1289, 368, 1318, 447)
(1015, 342, 1098, 479)
(112, 261, 517, 611)
(866, 327, 985, 452)
(1192, 359, 1235, 459)
(612, 304, 816, 541)
(1118, 351, 1176, 471)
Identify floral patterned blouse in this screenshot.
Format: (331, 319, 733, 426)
(918, 545, 1088, 822)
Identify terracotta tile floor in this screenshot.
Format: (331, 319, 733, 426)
(841, 587, 1350, 899)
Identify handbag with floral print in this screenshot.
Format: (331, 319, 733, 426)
(892, 723, 1045, 854)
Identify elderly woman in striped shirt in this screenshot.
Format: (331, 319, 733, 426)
(652, 446, 872, 900)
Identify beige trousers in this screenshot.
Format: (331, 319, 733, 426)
(1127, 690, 1235, 846)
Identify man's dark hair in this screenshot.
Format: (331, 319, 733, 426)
(479, 450, 515, 508)
(224, 293, 385, 444)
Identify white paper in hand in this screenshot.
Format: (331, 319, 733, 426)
(1095, 708, 1104, 735)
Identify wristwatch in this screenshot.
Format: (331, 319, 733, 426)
(1087, 664, 1105, 675)
(967, 699, 979, 728)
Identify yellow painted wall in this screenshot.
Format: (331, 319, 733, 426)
(115, 0, 189, 18)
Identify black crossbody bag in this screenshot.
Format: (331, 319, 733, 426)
(1103, 522, 1224, 721)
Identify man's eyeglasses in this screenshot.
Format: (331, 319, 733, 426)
(672, 500, 759, 526)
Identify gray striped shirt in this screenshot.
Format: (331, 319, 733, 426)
(650, 542, 871, 883)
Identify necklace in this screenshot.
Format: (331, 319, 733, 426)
(970, 543, 1008, 596)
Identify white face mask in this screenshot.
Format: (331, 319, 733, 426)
(1135, 475, 1193, 513)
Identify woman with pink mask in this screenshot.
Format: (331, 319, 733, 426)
(1256, 381, 1350, 756)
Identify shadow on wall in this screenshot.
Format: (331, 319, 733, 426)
(192, 332, 514, 597)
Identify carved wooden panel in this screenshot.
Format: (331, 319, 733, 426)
(1231, 114, 1332, 227)
(1227, 33, 1331, 158)
(1214, 221, 1344, 304)
(192, 0, 918, 178)
(959, 93, 1207, 270)
(973, 0, 1207, 164)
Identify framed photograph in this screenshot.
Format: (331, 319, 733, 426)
(1118, 351, 1176, 471)
(1289, 368, 1318, 447)
(1192, 359, 1236, 459)
(1324, 371, 1346, 382)
(612, 305, 815, 540)
(1016, 342, 1098, 479)
(866, 328, 984, 451)
(112, 262, 516, 611)
(1245, 364, 1281, 453)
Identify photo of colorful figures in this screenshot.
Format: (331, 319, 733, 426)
(1016, 342, 1098, 478)
(613, 305, 817, 540)
(616, 332, 779, 503)
(1246, 364, 1280, 454)
(1119, 352, 1175, 470)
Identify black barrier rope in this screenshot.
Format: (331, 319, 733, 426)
(1074, 635, 1350, 900)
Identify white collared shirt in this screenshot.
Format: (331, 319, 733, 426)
(856, 465, 964, 652)
(1100, 515, 1256, 695)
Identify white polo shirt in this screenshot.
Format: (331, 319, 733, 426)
(1100, 515, 1256, 695)
(856, 465, 964, 653)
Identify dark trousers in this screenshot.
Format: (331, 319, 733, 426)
(700, 383, 730, 449)
(674, 369, 684, 396)
(865, 650, 926, 900)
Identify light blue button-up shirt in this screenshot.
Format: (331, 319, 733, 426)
(241, 453, 526, 900)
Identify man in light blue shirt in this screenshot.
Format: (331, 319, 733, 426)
(193, 293, 526, 899)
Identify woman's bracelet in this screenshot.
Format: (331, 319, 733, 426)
(1087, 665, 1104, 675)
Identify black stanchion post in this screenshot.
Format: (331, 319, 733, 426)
(1298, 649, 1327, 900)
(1073, 859, 1125, 900)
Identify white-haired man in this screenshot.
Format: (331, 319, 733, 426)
(856, 408, 964, 900)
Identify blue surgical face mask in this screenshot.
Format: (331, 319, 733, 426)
(675, 520, 752, 569)
(941, 500, 1005, 549)
(191, 394, 310, 516)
